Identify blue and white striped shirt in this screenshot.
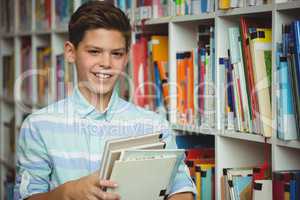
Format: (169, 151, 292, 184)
(14, 87, 196, 199)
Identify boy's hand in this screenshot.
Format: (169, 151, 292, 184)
(66, 172, 120, 200)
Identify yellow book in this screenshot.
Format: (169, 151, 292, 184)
(195, 165, 201, 200)
(284, 184, 290, 200)
(151, 35, 168, 62)
(219, 0, 230, 10)
(249, 28, 272, 137)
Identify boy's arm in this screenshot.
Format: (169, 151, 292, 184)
(15, 117, 119, 200)
(168, 192, 194, 200)
(14, 117, 52, 199)
(26, 173, 119, 200)
(159, 118, 197, 197)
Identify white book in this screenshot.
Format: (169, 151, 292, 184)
(108, 156, 178, 200)
(103, 141, 166, 180)
(99, 132, 163, 179)
(253, 180, 272, 200)
(227, 168, 253, 200)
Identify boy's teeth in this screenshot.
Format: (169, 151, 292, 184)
(95, 73, 111, 79)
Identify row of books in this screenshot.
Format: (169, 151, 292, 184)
(221, 167, 272, 200)
(219, 17, 272, 137)
(132, 35, 169, 116)
(185, 148, 215, 200)
(1, 114, 16, 199)
(55, 0, 74, 30)
(273, 170, 300, 200)
(115, 0, 132, 17)
(1, 0, 69, 33)
(4, 170, 14, 200)
(0, 0, 14, 33)
(135, 0, 214, 20)
(219, 0, 271, 10)
(276, 20, 300, 141)
(21, 38, 33, 103)
(2, 55, 15, 98)
(35, 0, 51, 31)
(176, 25, 215, 127)
(56, 54, 77, 100)
(135, 0, 169, 20)
(19, 1, 32, 32)
(36, 46, 51, 106)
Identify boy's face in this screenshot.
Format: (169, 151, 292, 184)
(65, 28, 129, 97)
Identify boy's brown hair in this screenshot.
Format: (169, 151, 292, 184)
(68, 1, 131, 51)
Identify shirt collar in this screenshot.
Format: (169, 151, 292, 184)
(71, 86, 119, 121)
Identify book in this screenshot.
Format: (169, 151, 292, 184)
(99, 132, 164, 180)
(277, 56, 298, 140)
(249, 28, 272, 137)
(253, 179, 272, 200)
(107, 151, 182, 200)
(103, 141, 185, 199)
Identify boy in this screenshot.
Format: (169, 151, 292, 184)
(14, 1, 196, 200)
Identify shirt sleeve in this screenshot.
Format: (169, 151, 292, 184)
(159, 118, 197, 197)
(14, 116, 52, 200)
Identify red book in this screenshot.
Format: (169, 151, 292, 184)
(240, 16, 259, 133)
(132, 38, 148, 107)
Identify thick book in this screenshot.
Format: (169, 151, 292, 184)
(253, 179, 272, 200)
(99, 132, 164, 179)
(249, 28, 272, 137)
(106, 149, 185, 200)
(107, 150, 182, 200)
(277, 56, 297, 140)
(99, 133, 185, 199)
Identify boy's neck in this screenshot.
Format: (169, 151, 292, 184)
(78, 86, 113, 113)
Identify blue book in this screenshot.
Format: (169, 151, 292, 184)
(291, 21, 300, 137)
(278, 56, 298, 140)
(153, 61, 163, 108)
(225, 58, 235, 116)
(201, 167, 212, 200)
(200, 0, 208, 13)
(295, 171, 300, 200)
(210, 26, 215, 82)
(290, 173, 296, 200)
(232, 175, 252, 200)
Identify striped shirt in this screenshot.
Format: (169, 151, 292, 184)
(14, 87, 196, 199)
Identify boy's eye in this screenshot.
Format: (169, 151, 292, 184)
(88, 50, 100, 55)
(112, 52, 124, 58)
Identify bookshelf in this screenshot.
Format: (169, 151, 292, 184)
(1, 0, 300, 199)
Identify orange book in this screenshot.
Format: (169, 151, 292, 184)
(187, 52, 194, 124)
(151, 35, 168, 62)
(176, 53, 185, 124)
(157, 61, 169, 107)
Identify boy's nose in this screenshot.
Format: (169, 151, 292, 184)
(100, 52, 112, 67)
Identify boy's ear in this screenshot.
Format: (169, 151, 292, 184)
(64, 41, 76, 63)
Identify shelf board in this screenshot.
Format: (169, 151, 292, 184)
(0, 95, 15, 105)
(171, 123, 216, 135)
(54, 28, 68, 34)
(136, 16, 172, 25)
(34, 30, 52, 35)
(276, 1, 300, 11)
(16, 31, 33, 37)
(0, 32, 15, 38)
(217, 4, 273, 16)
(136, 13, 215, 25)
(0, 157, 14, 171)
(220, 130, 271, 144)
(171, 13, 215, 23)
(276, 139, 300, 150)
